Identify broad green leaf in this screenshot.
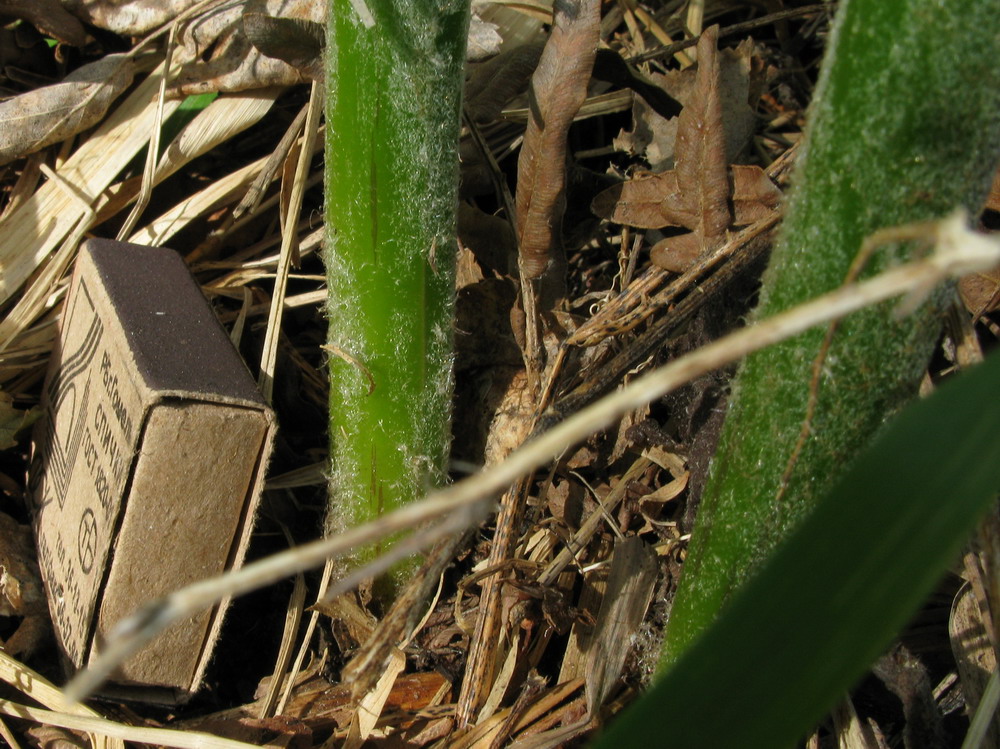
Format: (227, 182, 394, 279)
(596, 348, 1000, 747)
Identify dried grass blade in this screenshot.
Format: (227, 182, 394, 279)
(258, 79, 322, 402)
(0, 699, 257, 749)
(0, 62, 180, 305)
(119, 26, 180, 241)
(0, 650, 123, 749)
(127, 158, 266, 246)
(344, 648, 406, 747)
(156, 89, 282, 184)
(0, 165, 94, 352)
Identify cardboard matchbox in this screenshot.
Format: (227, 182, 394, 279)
(30, 239, 275, 702)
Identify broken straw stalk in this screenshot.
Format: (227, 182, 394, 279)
(65, 210, 1000, 702)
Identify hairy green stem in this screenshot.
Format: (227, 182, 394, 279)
(323, 0, 470, 592)
(661, 0, 1000, 666)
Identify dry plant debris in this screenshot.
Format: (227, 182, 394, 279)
(0, 2, 997, 747)
(514, 0, 600, 279)
(0, 53, 135, 166)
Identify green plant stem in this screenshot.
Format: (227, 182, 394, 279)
(661, 0, 1000, 667)
(323, 1, 469, 592)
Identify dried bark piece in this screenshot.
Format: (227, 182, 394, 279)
(515, 0, 600, 278)
(0, 53, 134, 167)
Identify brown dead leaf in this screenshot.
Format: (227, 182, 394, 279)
(615, 36, 759, 171)
(650, 232, 702, 274)
(959, 264, 1000, 317)
(593, 27, 781, 273)
(673, 25, 730, 248)
(590, 170, 681, 229)
(0, 0, 87, 46)
(25, 723, 90, 749)
(0, 53, 134, 167)
(515, 0, 600, 279)
(591, 163, 780, 233)
(730, 164, 783, 223)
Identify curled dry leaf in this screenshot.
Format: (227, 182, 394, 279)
(515, 0, 600, 279)
(0, 510, 50, 657)
(172, 1, 500, 96)
(242, 12, 325, 82)
(0, 0, 87, 46)
(59, 0, 200, 35)
(467, 9, 503, 62)
(170, 0, 320, 96)
(0, 53, 134, 167)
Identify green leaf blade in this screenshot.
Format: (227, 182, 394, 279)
(597, 349, 1000, 747)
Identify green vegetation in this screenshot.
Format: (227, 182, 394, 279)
(661, 0, 1000, 667)
(322, 1, 470, 591)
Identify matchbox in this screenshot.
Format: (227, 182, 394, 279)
(29, 239, 275, 702)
